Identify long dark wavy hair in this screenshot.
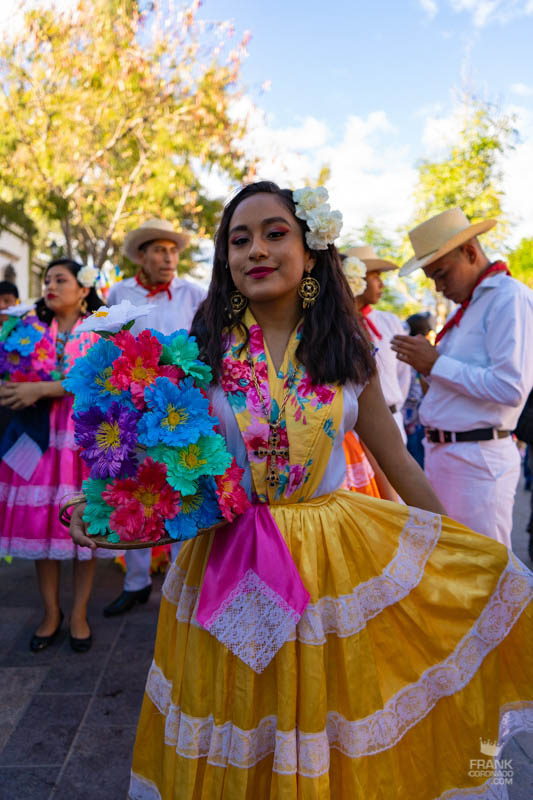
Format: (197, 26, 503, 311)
(191, 181, 376, 386)
(35, 258, 104, 325)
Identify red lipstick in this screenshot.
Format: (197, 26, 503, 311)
(247, 267, 276, 279)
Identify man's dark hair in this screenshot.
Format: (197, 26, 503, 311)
(0, 280, 19, 298)
(191, 180, 376, 386)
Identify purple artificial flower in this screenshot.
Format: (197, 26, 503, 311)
(74, 401, 140, 479)
(0, 342, 33, 377)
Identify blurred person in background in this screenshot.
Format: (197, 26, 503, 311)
(0, 259, 110, 652)
(402, 311, 435, 469)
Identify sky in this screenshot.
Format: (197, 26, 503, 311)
(196, 0, 533, 248)
(2, 0, 533, 252)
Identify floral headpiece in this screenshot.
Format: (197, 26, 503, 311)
(292, 186, 343, 251)
(77, 265, 99, 288)
(343, 256, 367, 297)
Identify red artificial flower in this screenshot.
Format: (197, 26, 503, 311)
(10, 369, 41, 382)
(214, 459, 250, 521)
(103, 457, 181, 541)
(109, 330, 181, 409)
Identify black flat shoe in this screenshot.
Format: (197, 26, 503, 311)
(30, 610, 64, 652)
(103, 584, 152, 617)
(69, 631, 92, 653)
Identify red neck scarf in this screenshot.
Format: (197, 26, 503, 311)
(135, 272, 173, 300)
(435, 261, 510, 344)
(360, 304, 382, 340)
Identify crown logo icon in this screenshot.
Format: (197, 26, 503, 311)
(480, 738, 500, 757)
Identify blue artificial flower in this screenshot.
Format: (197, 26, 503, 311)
(63, 338, 130, 413)
(164, 476, 221, 541)
(4, 321, 42, 355)
(138, 376, 214, 447)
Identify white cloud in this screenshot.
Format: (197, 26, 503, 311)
(449, 0, 533, 27)
(511, 82, 533, 97)
(418, 0, 439, 18)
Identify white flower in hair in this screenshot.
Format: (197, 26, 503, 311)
(76, 299, 156, 333)
(293, 186, 343, 250)
(292, 186, 329, 217)
(77, 265, 99, 288)
(343, 256, 367, 297)
(305, 206, 343, 251)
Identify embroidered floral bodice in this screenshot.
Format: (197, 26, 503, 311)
(50, 317, 98, 376)
(211, 309, 362, 504)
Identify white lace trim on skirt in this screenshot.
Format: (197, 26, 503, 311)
(128, 772, 162, 800)
(161, 507, 442, 645)
(129, 705, 532, 795)
(146, 553, 532, 775)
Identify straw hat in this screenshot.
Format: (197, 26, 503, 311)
(400, 208, 496, 277)
(345, 245, 397, 273)
(123, 219, 190, 265)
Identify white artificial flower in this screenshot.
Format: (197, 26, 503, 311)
(293, 185, 343, 250)
(347, 275, 367, 297)
(1, 303, 35, 317)
(76, 299, 156, 333)
(292, 186, 329, 216)
(343, 256, 367, 280)
(305, 207, 343, 250)
(77, 265, 99, 288)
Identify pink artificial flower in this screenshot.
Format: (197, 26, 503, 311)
(109, 329, 180, 409)
(31, 338, 56, 373)
(215, 459, 250, 522)
(103, 457, 181, 541)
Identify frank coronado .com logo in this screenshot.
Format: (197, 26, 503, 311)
(468, 739, 513, 786)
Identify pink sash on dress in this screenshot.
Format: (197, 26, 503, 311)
(196, 504, 310, 673)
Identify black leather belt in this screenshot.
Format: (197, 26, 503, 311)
(425, 427, 510, 443)
(388, 405, 398, 414)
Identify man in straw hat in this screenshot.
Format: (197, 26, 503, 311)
(391, 207, 533, 547)
(103, 219, 205, 616)
(345, 246, 411, 442)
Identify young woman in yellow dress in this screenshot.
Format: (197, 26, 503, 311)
(73, 181, 532, 799)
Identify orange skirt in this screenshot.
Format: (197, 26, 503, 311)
(342, 430, 381, 497)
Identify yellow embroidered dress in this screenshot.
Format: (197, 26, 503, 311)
(129, 312, 533, 800)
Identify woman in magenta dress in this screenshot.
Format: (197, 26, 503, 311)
(0, 258, 111, 652)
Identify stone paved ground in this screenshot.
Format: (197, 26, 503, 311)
(0, 480, 532, 800)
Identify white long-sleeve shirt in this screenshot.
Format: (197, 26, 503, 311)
(365, 308, 411, 442)
(366, 308, 411, 409)
(420, 271, 533, 431)
(107, 275, 206, 335)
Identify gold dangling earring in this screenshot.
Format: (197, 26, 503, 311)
(80, 298, 88, 314)
(230, 290, 247, 314)
(298, 274, 320, 309)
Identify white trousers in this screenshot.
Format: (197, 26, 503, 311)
(424, 437, 520, 549)
(124, 542, 183, 591)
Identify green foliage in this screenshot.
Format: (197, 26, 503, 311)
(410, 96, 517, 252)
(0, 0, 254, 273)
(507, 238, 533, 288)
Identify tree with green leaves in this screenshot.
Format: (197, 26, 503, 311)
(507, 238, 533, 289)
(411, 96, 517, 253)
(0, 0, 253, 277)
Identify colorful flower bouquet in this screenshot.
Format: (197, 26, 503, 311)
(63, 301, 250, 546)
(0, 304, 59, 382)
